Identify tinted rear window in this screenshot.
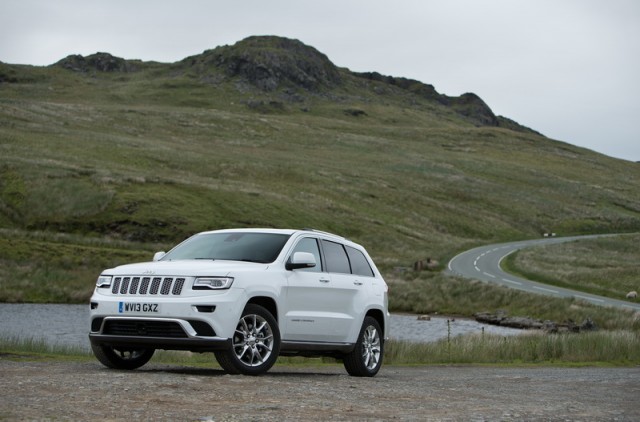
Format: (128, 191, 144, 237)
(346, 246, 374, 277)
(321, 240, 351, 274)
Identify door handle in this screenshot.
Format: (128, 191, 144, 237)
(354, 281, 363, 286)
(319, 279, 330, 283)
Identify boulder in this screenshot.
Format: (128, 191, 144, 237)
(500, 316, 543, 330)
(413, 258, 439, 271)
(473, 310, 507, 325)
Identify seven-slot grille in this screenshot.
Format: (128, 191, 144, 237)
(111, 276, 185, 296)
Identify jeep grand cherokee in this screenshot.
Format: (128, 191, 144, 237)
(89, 228, 389, 376)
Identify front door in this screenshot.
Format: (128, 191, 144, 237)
(282, 237, 361, 343)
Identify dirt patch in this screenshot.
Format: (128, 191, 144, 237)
(1, 358, 638, 421)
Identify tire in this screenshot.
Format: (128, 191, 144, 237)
(91, 343, 154, 370)
(215, 304, 280, 376)
(343, 316, 384, 377)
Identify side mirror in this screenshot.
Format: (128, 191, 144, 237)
(153, 251, 166, 261)
(286, 252, 317, 271)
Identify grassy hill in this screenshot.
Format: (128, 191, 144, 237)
(1, 36, 639, 306)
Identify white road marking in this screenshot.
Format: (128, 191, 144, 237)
(483, 272, 496, 278)
(533, 286, 558, 294)
(502, 278, 522, 286)
(447, 248, 475, 272)
(498, 249, 518, 266)
(575, 295, 604, 303)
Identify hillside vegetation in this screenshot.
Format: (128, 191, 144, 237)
(1, 36, 639, 308)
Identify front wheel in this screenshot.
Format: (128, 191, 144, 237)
(215, 304, 280, 375)
(343, 316, 384, 377)
(91, 344, 154, 370)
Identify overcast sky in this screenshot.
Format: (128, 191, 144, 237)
(2, 0, 639, 162)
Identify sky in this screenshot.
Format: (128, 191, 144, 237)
(1, 0, 639, 162)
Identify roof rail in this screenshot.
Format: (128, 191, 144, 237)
(300, 228, 345, 239)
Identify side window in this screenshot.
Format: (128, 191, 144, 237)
(290, 237, 322, 272)
(321, 240, 351, 274)
(346, 246, 375, 277)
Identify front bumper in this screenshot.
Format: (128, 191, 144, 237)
(89, 315, 233, 351)
(89, 285, 247, 352)
(89, 333, 231, 352)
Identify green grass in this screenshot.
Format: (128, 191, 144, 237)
(0, 335, 91, 359)
(503, 234, 640, 302)
(3, 331, 639, 366)
(385, 330, 640, 365)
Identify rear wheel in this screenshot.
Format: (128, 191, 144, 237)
(343, 316, 383, 377)
(215, 304, 280, 375)
(91, 344, 154, 370)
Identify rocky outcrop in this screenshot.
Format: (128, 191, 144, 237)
(54, 52, 135, 73)
(353, 71, 538, 132)
(184, 36, 341, 92)
(474, 310, 598, 333)
(447, 93, 499, 126)
(354, 72, 443, 103)
(496, 115, 543, 135)
(184, 36, 510, 129)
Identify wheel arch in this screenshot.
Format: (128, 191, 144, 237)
(365, 308, 386, 339)
(246, 296, 279, 322)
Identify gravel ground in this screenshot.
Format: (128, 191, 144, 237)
(1, 357, 639, 421)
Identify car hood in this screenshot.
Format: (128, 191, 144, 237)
(103, 259, 270, 277)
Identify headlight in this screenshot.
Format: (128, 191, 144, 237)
(193, 276, 234, 290)
(96, 275, 112, 288)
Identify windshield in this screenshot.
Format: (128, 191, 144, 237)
(161, 232, 291, 263)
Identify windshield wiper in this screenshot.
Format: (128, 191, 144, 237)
(236, 258, 269, 264)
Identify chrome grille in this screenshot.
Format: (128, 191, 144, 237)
(111, 276, 185, 296)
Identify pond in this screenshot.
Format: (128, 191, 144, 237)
(0, 303, 523, 352)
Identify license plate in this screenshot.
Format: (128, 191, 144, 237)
(118, 302, 159, 313)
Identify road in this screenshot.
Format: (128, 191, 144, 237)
(446, 234, 640, 312)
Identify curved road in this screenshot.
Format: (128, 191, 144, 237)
(446, 234, 640, 312)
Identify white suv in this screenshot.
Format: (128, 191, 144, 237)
(89, 228, 389, 376)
